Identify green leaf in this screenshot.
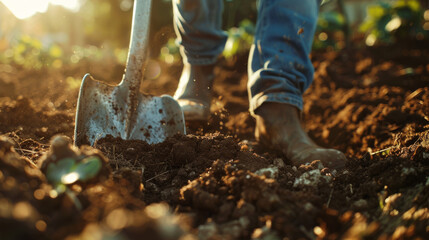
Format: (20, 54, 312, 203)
(407, 0, 421, 12)
(74, 156, 102, 181)
(46, 158, 76, 184)
(359, 20, 375, 33)
(394, 0, 421, 12)
(239, 19, 255, 35)
(368, 5, 386, 19)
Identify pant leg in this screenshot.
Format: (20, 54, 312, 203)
(248, 0, 321, 114)
(172, 0, 228, 65)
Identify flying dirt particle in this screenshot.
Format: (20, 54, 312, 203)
(33, 189, 45, 200)
(35, 220, 47, 232)
(159, 109, 163, 114)
(297, 28, 304, 35)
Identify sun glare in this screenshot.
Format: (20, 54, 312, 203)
(1, 0, 80, 19)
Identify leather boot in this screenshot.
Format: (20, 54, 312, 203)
(174, 63, 215, 121)
(255, 102, 346, 170)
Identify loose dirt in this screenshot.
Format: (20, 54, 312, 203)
(0, 43, 428, 239)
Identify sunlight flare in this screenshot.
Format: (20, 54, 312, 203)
(1, 0, 80, 19)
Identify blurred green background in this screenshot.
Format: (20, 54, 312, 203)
(0, 0, 428, 70)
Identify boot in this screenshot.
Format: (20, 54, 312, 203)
(255, 102, 346, 169)
(174, 63, 215, 121)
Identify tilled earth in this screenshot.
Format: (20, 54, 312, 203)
(0, 44, 428, 239)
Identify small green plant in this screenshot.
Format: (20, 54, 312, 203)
(46, 156, 102, 189)
(45, 156, 102, 210)
(359, 0, 428, 46)
(0, 35, 63, 69)
(222, 19, 255, 60)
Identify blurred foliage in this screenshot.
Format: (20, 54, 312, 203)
(0, 35, 126, 70)
(69, 45, 127, 65)
(223, 19, 255, 60)
(2, 0, 428, 69)
(0, 35, 63, 69)
(0, 0, 258, 68)
(359, 0, 429, 46)
(66, 76, 82, 90)
(79, 0, 133, 47)
(159, 38, 181, 64)
(313, 11, 347, 50)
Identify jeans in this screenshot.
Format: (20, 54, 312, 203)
(173, 0, 321, 113)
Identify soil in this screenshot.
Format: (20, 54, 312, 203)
(0, 42, 428, 239)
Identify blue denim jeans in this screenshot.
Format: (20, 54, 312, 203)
(173, 0, 321, 113)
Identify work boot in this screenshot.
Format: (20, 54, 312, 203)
(255, 102, 346, 170)
(174, 63, 215, 121)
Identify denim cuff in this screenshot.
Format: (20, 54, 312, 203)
(250, 92, 303, 116)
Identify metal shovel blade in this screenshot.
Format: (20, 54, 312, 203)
(74, 0, 185, 146)
(74, 74, 185, 146)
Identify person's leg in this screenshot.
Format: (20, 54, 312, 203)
(172, 0, 227, 120)
(249, 0, 346, 169)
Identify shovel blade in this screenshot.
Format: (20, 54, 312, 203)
(74, 74, 185, 146)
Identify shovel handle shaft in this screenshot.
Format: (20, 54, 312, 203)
(122, 0, 152, 90)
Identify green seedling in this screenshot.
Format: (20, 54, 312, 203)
(46, 156, 102, 187)
(74, 156, 102, 181)
(45, 156, 102, 210)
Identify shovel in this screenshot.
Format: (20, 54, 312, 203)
(74, 0, 185, 146)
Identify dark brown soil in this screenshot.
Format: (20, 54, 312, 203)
(0, 43, 428, 239)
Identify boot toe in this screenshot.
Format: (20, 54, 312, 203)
(177, 99, 210, 121)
